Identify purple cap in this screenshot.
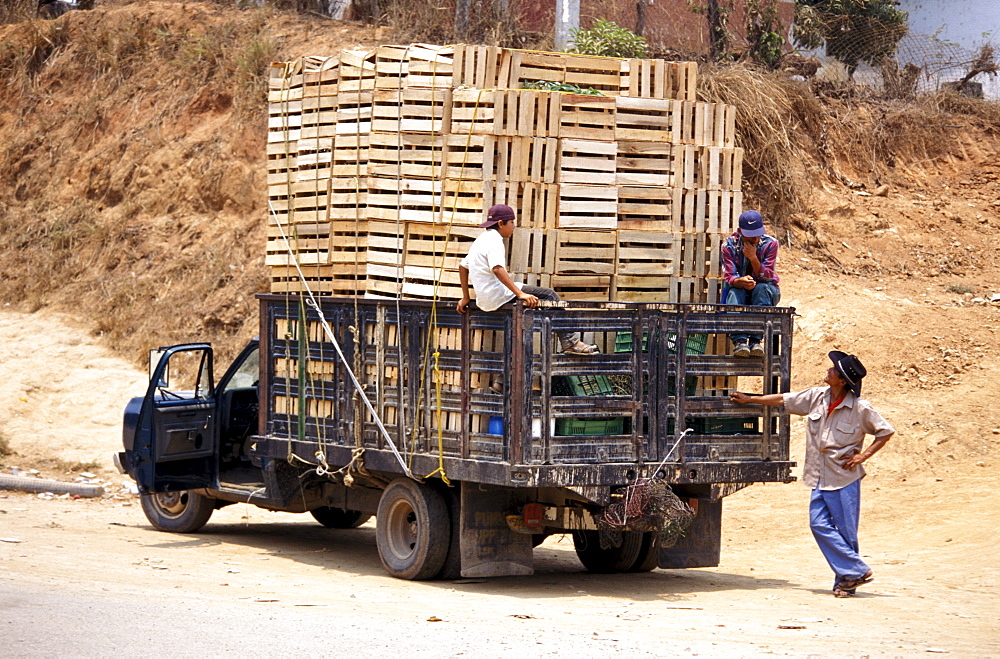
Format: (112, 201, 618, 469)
(480, 204, 515, 228)
(738, 210, 766, 237)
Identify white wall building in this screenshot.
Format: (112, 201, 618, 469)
(895, 0, 1000, 98)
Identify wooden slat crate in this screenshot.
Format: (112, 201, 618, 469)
(372, 45, 410, 90)
(564, 55, 622, 93)
(370, 131, 459, 180)
(504, 50, 566, 88)
(404, 44, 455, 88)
(558, 184, 617, 229)
(270, 264, 367, 296)
(404, 222, 480, 271)
(614, 96, 681, 141)
(616, 141, 675, 187)
(612, 274, 721, 303)
(450, 88, 510, 136)
(517, 182, 560, 229)
(366, 176, 487, 226)
(452, 45, 503, 88)
(371, 88, 452, 134)
(618, 186, 679, 232)
(551, 274, 612, 301)
(331, 133, 369, 178)
(559, 138, 617, 185)
(682, 189, 742, 234)
(675, 232, 723, 278)
(334, 90, 373, 137)
(615, 229, 679, 276)
(554, 229, 617, 275)
(558, 93, 616, 141)
(494, 136, 559, 184)
(619, 59, 697, 101)
(338, 49, 377, 93)
(508, 227, 552, 275)
(698, 146, 744, 191)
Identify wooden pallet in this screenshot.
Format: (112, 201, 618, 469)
(554, 229, 617, 275)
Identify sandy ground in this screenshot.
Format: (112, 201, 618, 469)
(1, 268, 999, 656)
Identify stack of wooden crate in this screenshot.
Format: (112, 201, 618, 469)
(267, 44, 743, 305)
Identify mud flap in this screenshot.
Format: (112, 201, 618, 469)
(658, 498, 722, 569)
(460, 483, 534, 578)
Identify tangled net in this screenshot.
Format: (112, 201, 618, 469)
(596, 478, 695, 549)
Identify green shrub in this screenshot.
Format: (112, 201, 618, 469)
(568, 19, 648, 59)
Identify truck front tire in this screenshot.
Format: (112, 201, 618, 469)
(572, 530, 643, 573)
(140, 491, 215, 533)
(309, 507, 372, 529)
(376, 479, 450, 580)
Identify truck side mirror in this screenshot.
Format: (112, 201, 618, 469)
(149, 348, 169, 388)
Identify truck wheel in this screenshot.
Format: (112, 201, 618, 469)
(628, 532, 661, 572)
(309, 507, 372, 529)
(140, 491, 214, 533)
(376, 478, 450, 580)
(572, 530, 643, 573)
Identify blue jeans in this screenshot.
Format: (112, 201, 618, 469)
(723, 282, 780, 345)
(810, 480, 870, 587)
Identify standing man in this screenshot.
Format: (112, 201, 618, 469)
(456, 204, 597, 355)
(721, 209, 780, 357)
(730, 351, 895, 597)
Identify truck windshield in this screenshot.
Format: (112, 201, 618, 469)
(223, 346, 259, 393)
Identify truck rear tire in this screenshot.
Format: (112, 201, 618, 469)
(309, 507, 372, 529)
(376, 479, 450, 580)
(572, 530, 643, 573)
(140, 491, 215, 533)
(628, 532, 661, 572)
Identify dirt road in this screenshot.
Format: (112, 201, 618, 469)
(1, 304, 998, 656)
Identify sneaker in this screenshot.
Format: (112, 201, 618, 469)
(749, 341, 765, 357)
(733, 340, 751, 358)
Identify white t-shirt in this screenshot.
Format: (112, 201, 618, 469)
(460, 229, 520, 312)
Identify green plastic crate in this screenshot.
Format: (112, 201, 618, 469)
(566, 374, 614, 396)
(555, 416, 626, 436)
(614, 331, 708, 355)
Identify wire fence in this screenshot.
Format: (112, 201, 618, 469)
(807, 27, 999, 99)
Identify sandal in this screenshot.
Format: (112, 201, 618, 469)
(563, 342, 599, 356)
(836, 570, 874, 592)
(832, 586, 855, 598)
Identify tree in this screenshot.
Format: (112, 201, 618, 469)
(793, 0, 908, 75)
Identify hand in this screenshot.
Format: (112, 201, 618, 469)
(735, 275, 756, 290)
(517, 292, 540, 308)
(456, 297, 470, 314)
(730, 391, 752, 404)
(842, 452, 865, 471)
(742, 240, 758, 259)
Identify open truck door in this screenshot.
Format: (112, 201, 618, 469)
(129, 344, 217, 494)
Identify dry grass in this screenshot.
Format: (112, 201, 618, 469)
(698, 63, 825, 225)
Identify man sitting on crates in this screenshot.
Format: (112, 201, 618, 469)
(456, 203, 598, 359)
(721, 209, 781, 357)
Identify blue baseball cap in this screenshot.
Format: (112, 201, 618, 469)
(738, 210, 766, 237)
